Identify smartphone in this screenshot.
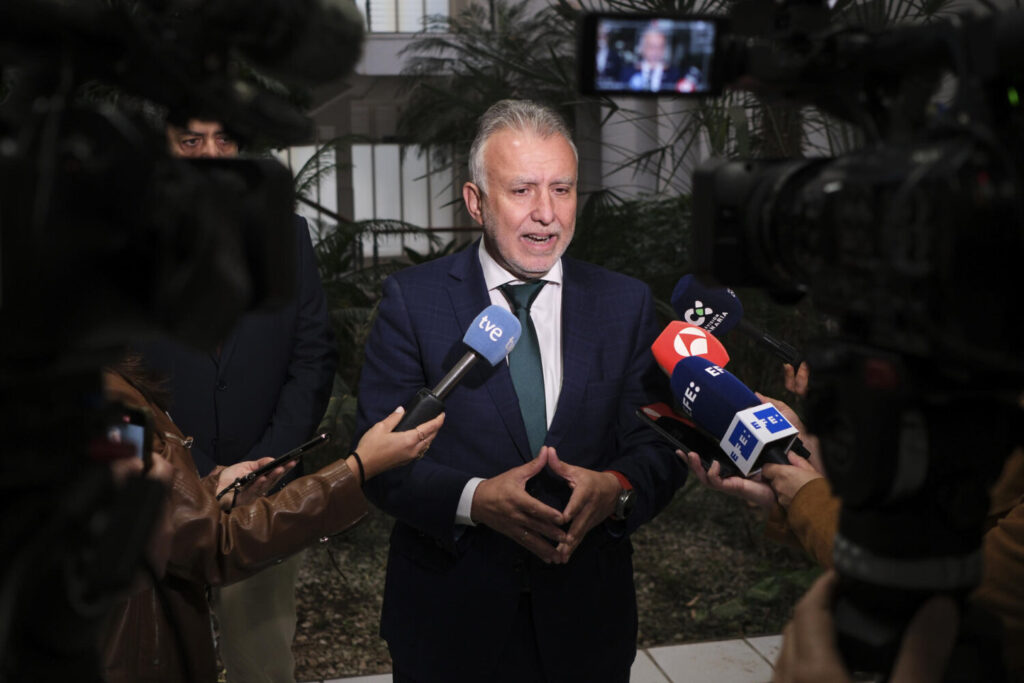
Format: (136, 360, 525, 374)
(579, 13, 725, 97)
(232, 432, 332, 490)
(635, 403, 741, 478)
(105, 403, 153, 468)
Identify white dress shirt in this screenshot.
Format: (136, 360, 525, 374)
(454, 241, 565, 526)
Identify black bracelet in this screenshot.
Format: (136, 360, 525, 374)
(349, 451, 366, 487)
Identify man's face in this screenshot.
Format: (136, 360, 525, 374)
(463, 129, 577, 281)
(166, 119, 239, 158)
(641, 31, 667, 66)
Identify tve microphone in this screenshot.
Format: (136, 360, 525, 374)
(670, 356, 799, 476)
(670, 275, 802, 367)
(651, 321, 730, 376)
(394, 305, 521, 431)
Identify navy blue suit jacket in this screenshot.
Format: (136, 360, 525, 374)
(356, 241, 687, 682)
(143, 215, 337, 479)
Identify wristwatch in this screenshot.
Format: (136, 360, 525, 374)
(607, 470, 636, 521)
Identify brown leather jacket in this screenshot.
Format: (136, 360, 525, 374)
(100, 371, 367, 683)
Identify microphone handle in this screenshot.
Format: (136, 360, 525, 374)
(431, 352, 479, 401)
(394, 388, 446, 432)
(790, 437, 811, 460)
(737, 318, 803, 366)
(757, 442, 792, 467)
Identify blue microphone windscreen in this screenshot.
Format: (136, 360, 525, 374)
(670, 356, 759, 439)
(670, 275, 744, 334)
(463, 305, 522, 366)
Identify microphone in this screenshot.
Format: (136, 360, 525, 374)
(394, 305, 521, 431)
(651, 320, 730, 375)
(669, 356, 800, 476)
(670, 275, 802, 367)
(675, 66, 703, 93)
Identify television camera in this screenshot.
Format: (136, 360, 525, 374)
(0, 0, 363, 677)
(583, 1, 1024, 676)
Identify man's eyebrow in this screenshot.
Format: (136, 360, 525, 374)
(508, 176, 576, 186)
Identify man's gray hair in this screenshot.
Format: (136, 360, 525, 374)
(468, 100, 578, 193)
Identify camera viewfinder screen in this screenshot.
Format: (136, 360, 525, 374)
(108, 416, 146, 460)
(590, 17, 718, 95)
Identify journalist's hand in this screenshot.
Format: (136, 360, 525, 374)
(471, 448, 567, 564)
(761, 453, 823, 509)
(774, 570, 959, 683)
(784, 361, 810, 396)
(773, 571, 852, 683)
(678, 450, 777, 509)
(216, 457, 297, 509)
(756, 392, 824, 472)
(352, 406, 445, 482)
(543, 447, 620, 563)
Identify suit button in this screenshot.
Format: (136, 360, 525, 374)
(217, 381, 227, 390)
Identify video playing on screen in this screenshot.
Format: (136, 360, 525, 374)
(585, 16, 719, 96)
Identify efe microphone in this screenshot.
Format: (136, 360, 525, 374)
(670, 275, 802, 367)
(670, 356, 801, 476)
(394, 305, 521, 431)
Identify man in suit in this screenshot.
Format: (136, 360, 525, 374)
(355, 99, 687, 682)
(626, 24, 680, 92)
(144, 117, 338, 683)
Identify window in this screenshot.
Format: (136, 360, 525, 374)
(274, 145, 339, 243)
(360, 0, 449, 33)
(351, 143, 465, 258)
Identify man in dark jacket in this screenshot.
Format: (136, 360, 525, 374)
(143, 117, 337, 683)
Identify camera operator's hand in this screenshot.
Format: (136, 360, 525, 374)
(678, 450, 777, 509)
(762, 453, 823, 509)
(774, 570, 960, 683)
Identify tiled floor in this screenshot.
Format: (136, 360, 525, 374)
(305, 635, 783, 683)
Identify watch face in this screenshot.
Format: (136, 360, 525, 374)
(616, 489, 637, 519)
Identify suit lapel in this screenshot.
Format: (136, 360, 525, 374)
(214, 326, 240, 370)
(446, 242, 534, 462)
(546, 259, 595, 452)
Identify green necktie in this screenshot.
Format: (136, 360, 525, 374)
(499, 281, 547, 457)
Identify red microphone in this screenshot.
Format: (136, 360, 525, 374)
(651, 321, 730, 375)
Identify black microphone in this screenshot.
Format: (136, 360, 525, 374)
(670, 274, 802, 367)
(394, 305, 521, 432)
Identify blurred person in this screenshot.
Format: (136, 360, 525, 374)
(99, 354, 443, 683)
(773, 570, 960, 683)
(353, 99, 687, 683)
(143, 116, 338, 683)
(595, 23, 626, 83)
(626, 24, 680, 92)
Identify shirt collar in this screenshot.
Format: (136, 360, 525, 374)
(477, 239, 563, 291)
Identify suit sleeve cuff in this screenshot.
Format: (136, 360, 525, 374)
(456, 477, 485, 526)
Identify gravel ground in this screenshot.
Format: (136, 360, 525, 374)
(292, 481, 819, 681)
